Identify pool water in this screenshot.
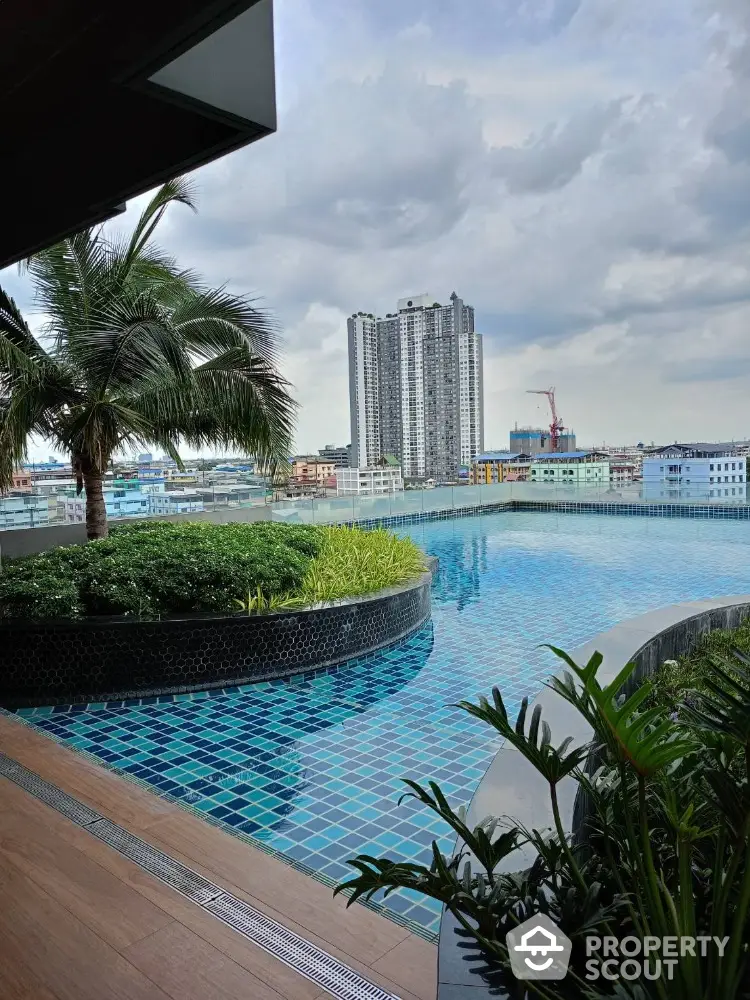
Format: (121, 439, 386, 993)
(20, 511, 750, 934)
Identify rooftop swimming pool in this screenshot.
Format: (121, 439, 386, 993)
(19, 510, 750, 935)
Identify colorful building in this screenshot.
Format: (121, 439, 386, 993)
(63, 487, 151, 523)
(164, 469, 199, 486)
(318, 444, 351, 467)
(642, 444, 747, 501)
(0, 493, 50, 530)
(529, 451, 610, 485)
(291, 457, 337, 485)
(610, 463, 636, 486)
(470, 452, 531, 484)
(10, 470, 32, 491)
(148, 491, 204, 515)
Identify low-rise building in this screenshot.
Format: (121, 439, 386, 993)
(529, 451, 610, 485)
(0, 493, 51, 529)
(164, 469, 199, 486)
(642, 444, 747, 500)
(34, 475, 117, 497)
(196, 485, 264, 505)
(63, 486, 151, 523)
(337, 466, 404, 496)
(318, 444, 351, 467)
(25, 461, 73, 484)
(148, 491, 204, 515)
(595, 444, 645, 477)
(136, 466, 168, 483)
(291, 457, 337, 485)
(470, 452, 531, 484)
(114, 477, 165, 495)
(610, 463, 636, 486)
(11, 470, 32, 491)
(510, 426, 576, 454)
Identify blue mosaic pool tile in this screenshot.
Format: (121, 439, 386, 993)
(20, 510, 750, 934)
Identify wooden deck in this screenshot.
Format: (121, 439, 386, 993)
(0, 714, 437, 1000)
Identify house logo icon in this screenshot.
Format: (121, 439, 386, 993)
(506, 913, 572, 980)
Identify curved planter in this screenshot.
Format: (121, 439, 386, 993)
(0, 558, 437, 709)
(437, 593, 750, 1000)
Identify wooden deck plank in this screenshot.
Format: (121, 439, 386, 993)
(371, 936, 439, 1000)
(144, 812, 410, 965)
(0, 854, 172, 1000)
(123, 922, 287, 1000)
(0, 717, 176, 830)
(0, 778, 175, 950)
(0, 954, 62, 1000)
(0, 711, 438, 1000)
(2, 778, 328, 1000)
(138, 824, 433, 1000)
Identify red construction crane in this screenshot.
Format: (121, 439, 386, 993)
(527, 387, 565, 452)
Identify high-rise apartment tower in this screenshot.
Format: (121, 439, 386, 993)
(347, 292, 484, 480)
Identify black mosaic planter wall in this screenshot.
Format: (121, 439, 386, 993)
(0, 562, 436, 709)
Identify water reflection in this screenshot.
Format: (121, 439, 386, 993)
(406, 522, 488, 611)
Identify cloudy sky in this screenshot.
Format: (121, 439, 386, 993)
(4, 0, 750, 458)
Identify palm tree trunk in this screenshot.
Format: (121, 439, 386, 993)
(83, 472, 108, 540)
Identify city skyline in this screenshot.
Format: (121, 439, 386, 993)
(4, 0, 750, 459)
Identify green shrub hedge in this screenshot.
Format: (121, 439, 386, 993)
(648, 618, 750, 712)
(0, 521, 426, 621)
(0, 521, 322, 620)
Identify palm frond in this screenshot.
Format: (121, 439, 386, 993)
(119, 353, 295, 466)
(171, 287, 282, 365)
(2, 177, 294, 537)
(0, 288, 48, 361)
(0, 372, 74, 490)
(67, 289, 193, 395)
(122, 177, 197, 272)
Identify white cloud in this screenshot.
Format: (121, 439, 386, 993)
(5, 0, 750, 459)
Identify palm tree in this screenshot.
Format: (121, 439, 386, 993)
(0, 179, 295, 539)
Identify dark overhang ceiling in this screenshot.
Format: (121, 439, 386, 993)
(0, 0, 275, 268)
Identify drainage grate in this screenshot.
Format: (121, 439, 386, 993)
(89, 819, 222, 905)
(0, 752, 101, 827)
(205, 893, 399, 1000)
(0, 753, 404, 1000)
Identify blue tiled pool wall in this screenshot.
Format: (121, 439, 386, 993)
(512, 500, 750, 519)
(344, 498, 750, 531)
(19, 510, 750, 937)
(18, 622, 460, 937)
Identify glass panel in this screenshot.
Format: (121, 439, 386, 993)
(388, 491, 424, 516)
(307, 496, 355, 524)
(421, 486, 452, 514)
(508, 481, 548, 502)
(455, 485, 481, 508)
(478, 482, 513, 506)
(269, 498, 315, 523)
(352, 494, 393, 521)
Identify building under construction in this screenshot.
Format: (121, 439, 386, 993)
(510, 426, 577, 455)
(511, 387, 575, 454)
